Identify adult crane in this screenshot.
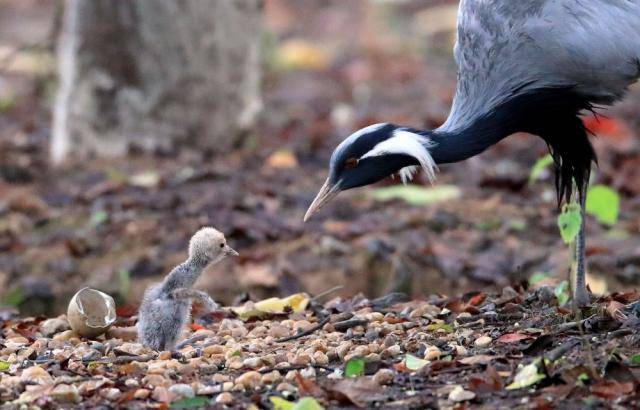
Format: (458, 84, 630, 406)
(304, 0, 640, 306)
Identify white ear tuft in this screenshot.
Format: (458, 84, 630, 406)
(361, 129, 438, 183)
(398, 166, 420, 184)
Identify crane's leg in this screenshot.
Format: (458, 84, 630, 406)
(574, 181, 590, 306)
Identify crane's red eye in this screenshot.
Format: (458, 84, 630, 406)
(345, 158, 358, 169)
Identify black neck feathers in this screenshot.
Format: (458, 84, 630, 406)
(426, 86, 597, 204)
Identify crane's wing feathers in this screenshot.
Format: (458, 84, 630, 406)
(444, 0, 640, 131)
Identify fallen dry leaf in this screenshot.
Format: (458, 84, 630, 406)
(458, 355, 498, 366)
(266, 149, 299, 169)
(497, 332, 533, 344)
(590, 380, 634, 399)
(606, 300, 627, 321)
(294, 371, 325, 398)
(329, 377, 388, 407)
(231, 293, 310, 320)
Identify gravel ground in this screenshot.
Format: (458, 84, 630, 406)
(1, 285, 639, 409)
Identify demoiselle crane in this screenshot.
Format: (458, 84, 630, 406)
(305, 0, 640, 306)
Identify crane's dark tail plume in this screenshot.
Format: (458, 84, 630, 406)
(522, 87, 598, 206)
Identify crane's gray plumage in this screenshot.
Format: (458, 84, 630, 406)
(306, 0, 640, 306)
(445, 0, 640, 132)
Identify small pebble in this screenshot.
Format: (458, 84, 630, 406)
(134, 389, 150, 399)
(21, 366, 53, 384)
(235, 371, 261, 390)
(40, 317, 70, 337)
(292, 354, 311, 366)
(383, 345, 402, 357)
(168, 384, 195, 399)
(243, 357, 262, 369)
(52, 330, 78, 342)
(453, 344, 467, 356)
(313, 351, 329, 365)
(101, 388, 121, 401)
(474, 336, 492, 348)
(285, 370, 297, 381)
(449, 385, 476, 402)
(300, 366, 316, 379)
(276, 382, 296, 392)
(50, 384, 81, 403)
(424, 346, 441, 361)
(373, 368, 395, 385)
(216, 392, 234, 405)
(125, 379, 139, 388)
(261, 370, 282, 385)
(383, 334, 398, 348)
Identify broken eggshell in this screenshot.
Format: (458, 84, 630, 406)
(67, 287, 116, 338)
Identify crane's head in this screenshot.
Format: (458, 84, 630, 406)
(304, 123, 437, 221)
(189, 227, 239, 265)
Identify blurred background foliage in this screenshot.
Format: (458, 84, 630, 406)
(1, 0, 639, 316)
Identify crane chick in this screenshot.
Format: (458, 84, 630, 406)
(138, 227, 238, 351)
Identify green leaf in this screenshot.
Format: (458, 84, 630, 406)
(530, 272, 549, 285)
(557, 203, 582, 244)
(344, 357, 365, 378)
(586, 185, 620, 226)
(2, 288, 24, 307)
(529, 154, 554, 184)
(506, 359, 546, 390)
(554, 281, 570, 306)
(372, 185, 461, 206)
(0, 361, 10, 371)
(90, 210, 109, 226)
(118, 269, 131, 298)
(293, 397, 325, 410)
(0, 97, 15, 113)
(405, 354, 430, 371)
(631, 354, 640, 365)
(426, 323, 453, 333)
(87, 361, 111, 370)
(270, 397, 296, 410)
(170, 396, 210, 409)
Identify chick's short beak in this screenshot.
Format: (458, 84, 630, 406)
(304, 178, 341, 222)
(224, 245, 239, 256)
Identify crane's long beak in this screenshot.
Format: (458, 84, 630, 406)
(304, 178, 341, 222)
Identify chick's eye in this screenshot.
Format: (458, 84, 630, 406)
(345, 158, 358, 169)
(220, 243, 225, 248)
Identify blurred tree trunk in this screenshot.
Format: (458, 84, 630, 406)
(51, 0, 263, 163)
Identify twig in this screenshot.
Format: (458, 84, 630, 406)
(83, 354, 157, 364)
(552, 314, 597, 334)
(276, 316, 330, 343)
(545, 338, 581, 362)
(333, 318, 369, 332)
(370, 292, 409, 310)
(112, 354, 158, 364)
(175, 333, 209, 350)
(608, 328, 634, 339)
(311, 285, 344, 302)
(258, 364, 334, 374)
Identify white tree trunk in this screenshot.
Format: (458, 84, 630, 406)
(51, 0, 263, 164)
